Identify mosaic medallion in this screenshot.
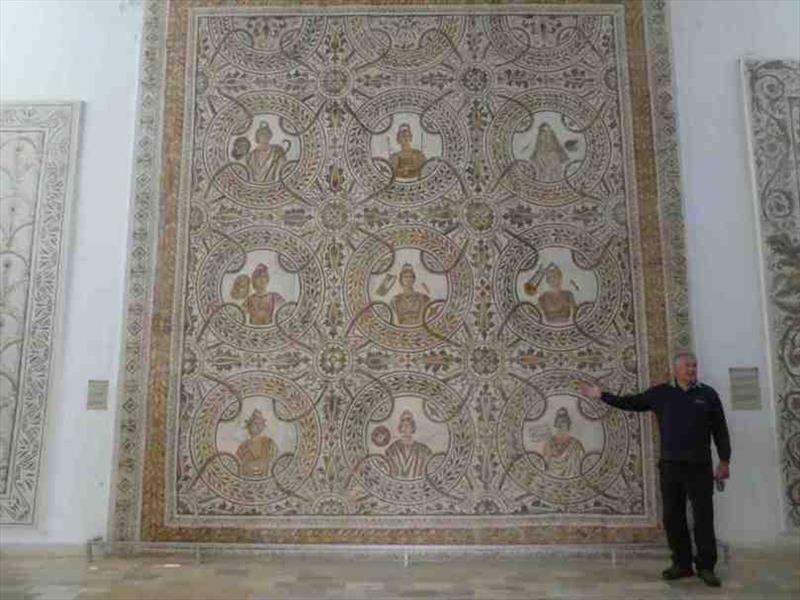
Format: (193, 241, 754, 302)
(111, 1, 689, 544)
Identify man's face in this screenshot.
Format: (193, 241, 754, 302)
(674, 355, 698, 384)
(400, 271, 415, 289)
(252, 273, 269, 291)
(256, 128, 272, 145)
(247, 419, 265, 436)
(546, 269, 562, 288)
(398, 417, 414, 438)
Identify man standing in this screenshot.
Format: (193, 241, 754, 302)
(580, 352, 731, 587)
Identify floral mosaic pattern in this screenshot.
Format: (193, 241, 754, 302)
(744, 58, 800, 530)
(111, 1, 690, 543)
(0, 102, 80, 524)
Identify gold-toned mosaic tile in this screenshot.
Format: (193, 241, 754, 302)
(111, 0, 690, 544)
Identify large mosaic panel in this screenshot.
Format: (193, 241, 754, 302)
(0, 102, 80, 524)
(111, 0, 690, 543)
(743, 59, 800, 530)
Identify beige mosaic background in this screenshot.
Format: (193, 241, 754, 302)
(111, 0, 689, 544)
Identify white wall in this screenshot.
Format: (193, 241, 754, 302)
(0, 0, 797, 546)
(0, 0, 142, 544)
(670, 0, 800, 543)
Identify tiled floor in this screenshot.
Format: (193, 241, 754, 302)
(1, 548, 798, 599)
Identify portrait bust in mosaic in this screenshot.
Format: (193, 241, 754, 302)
(111, 0, 689, 544)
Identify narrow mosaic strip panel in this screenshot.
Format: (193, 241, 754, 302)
(744, 58, 800, 530)
(0, 101, 80, 525)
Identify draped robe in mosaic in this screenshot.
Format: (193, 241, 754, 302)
(111, 0, 691, 543)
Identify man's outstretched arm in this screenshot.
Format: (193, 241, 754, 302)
(579, 382, 654, 412)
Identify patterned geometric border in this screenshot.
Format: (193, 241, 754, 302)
(0, 101, 81, 525)
(644, 0, 692, 357)
(109, 0, 692, 542)
(742, 58, 800, 531)
(107, 0, 167, 542)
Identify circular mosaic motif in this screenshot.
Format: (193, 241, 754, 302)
(316, 198, 351, 233)
(371, 425, 392, 448)
(493, 224, 622, 351)
(458, 63, 493, 96)
(317, 66, 353, 99)
(344, 226, 473, 352)
(462, 199, 498, 237)
(203, 91, 325, 209)
(487, 90, 612, 205)
(311, 494, 354, 515)
(342, 372, 474, 505)
(484, 15, 604, 73)
(196, 226, 324, 353)
(315, 343, 352, 379)
(344, 89, 469, 207)
(496, 370, 628, 506)
(190, 371, 320, 506)
(470, 345, 502, 378)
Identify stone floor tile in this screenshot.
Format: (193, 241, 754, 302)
(2, 548, 799, 600)
(29, 584, 81, 600)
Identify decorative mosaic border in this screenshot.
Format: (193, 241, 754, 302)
(107, 0, 167, 542)
(742, 58, 800, 531)
(109, 0, 691, 542)
(0, 101, 81, 525)
(644, 0, 692, 357)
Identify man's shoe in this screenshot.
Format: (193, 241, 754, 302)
(697, 569, 721, 587)
(661, 565, 694, 580)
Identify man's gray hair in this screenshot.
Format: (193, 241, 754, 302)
(672, 351, 696, 365)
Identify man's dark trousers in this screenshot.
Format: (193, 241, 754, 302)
(660, 460, 717, 570)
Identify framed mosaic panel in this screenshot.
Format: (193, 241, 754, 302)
(742, 58, 800, 530)
(110, 0, 690, 543)
(0, 101, 81, 525)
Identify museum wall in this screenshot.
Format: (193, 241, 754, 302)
(0, 0, 797, 545)
(0, 0, 143, 544)
(671, 0, 799, 542)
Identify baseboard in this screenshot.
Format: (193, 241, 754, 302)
(0, 543, 86, 558)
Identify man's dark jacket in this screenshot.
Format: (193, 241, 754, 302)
(601, 382, 731, 464)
